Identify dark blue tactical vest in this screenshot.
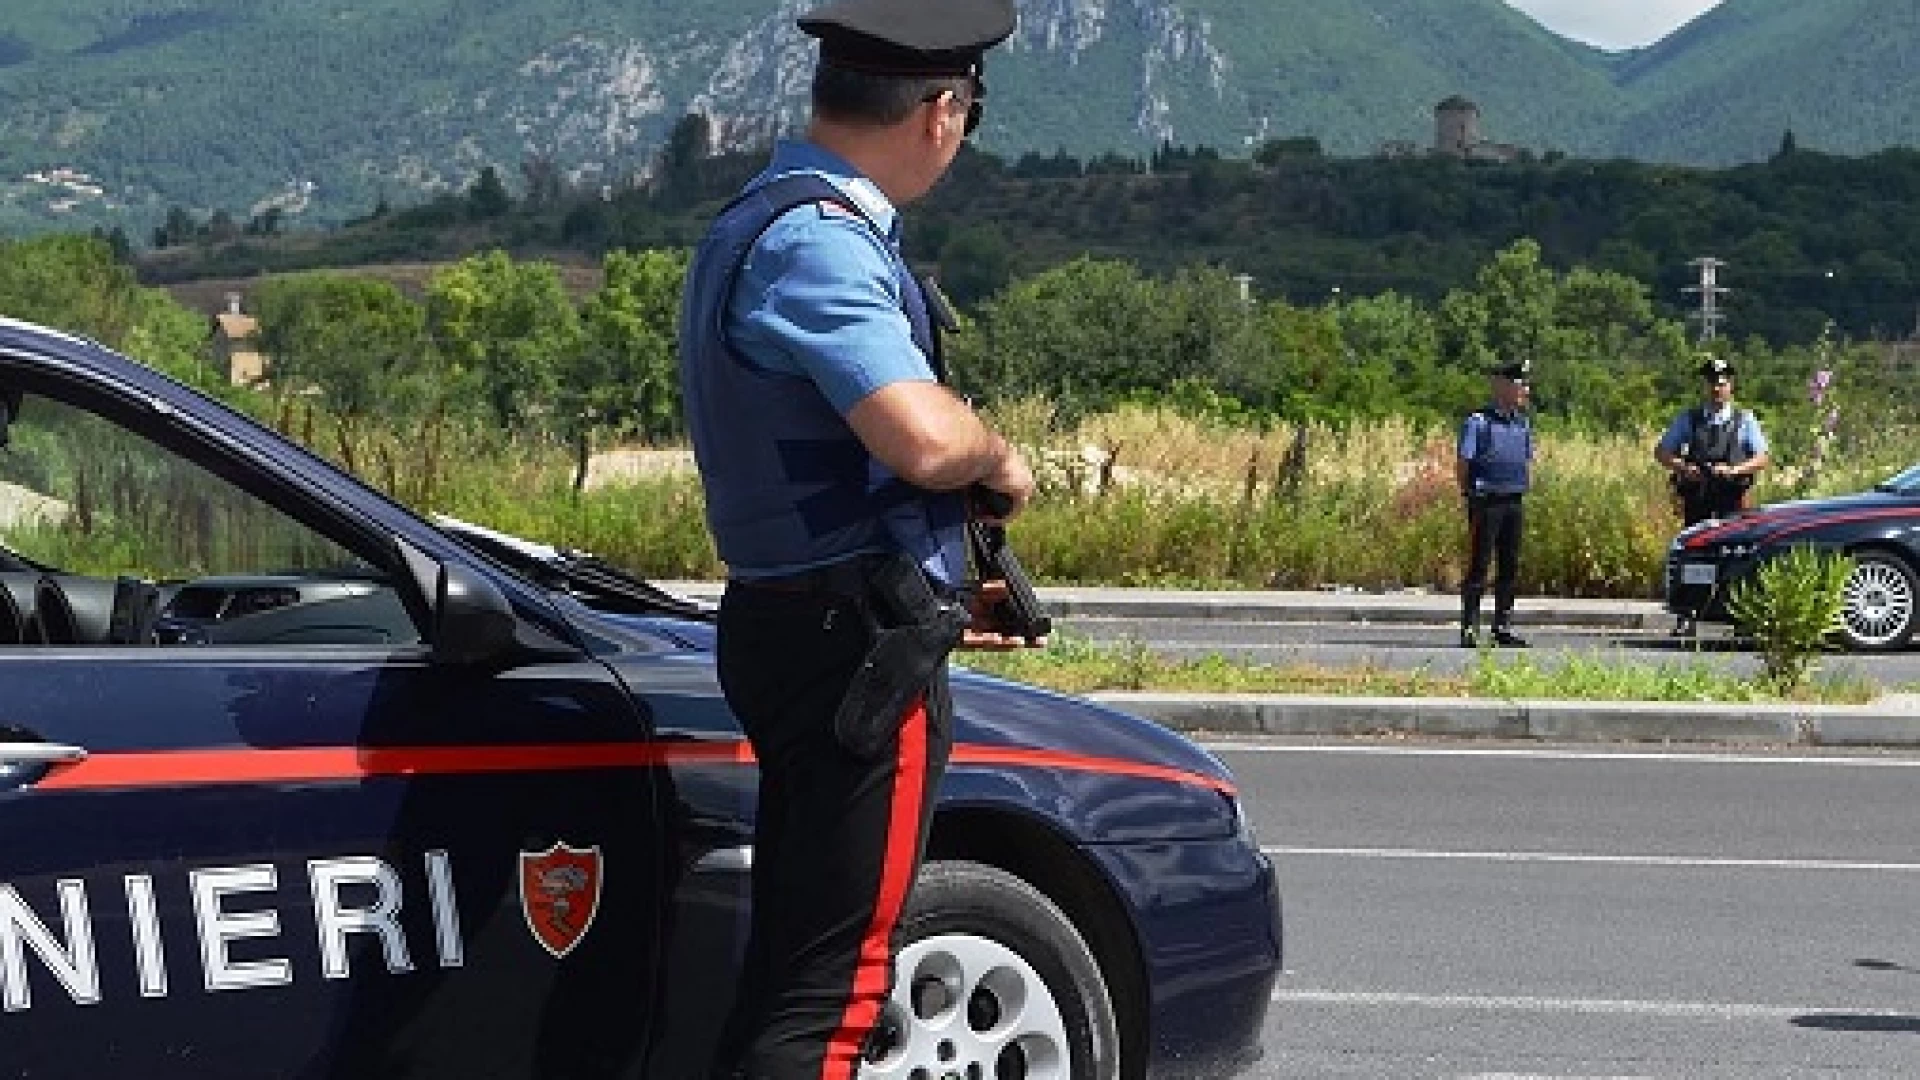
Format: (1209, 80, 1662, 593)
(678, 173, 967, 585)
(1464, 407, 1532, 496)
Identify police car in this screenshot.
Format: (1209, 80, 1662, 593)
(0, 318, 1281, 1079)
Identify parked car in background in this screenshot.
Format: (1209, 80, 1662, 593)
(0, 317, 1281, 1079)
(1665, 463, 1920, 650)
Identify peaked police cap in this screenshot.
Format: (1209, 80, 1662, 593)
(1698, 356, 1734, 381)
(798, 0, 1017, 77)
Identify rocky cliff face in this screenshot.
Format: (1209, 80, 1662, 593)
(1011, 0, 1230, 143)
(468, 0, 1235, 180)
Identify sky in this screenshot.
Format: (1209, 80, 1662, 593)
(1503, 0, 1727, 50)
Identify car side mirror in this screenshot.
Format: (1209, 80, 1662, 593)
(434, 561, 520, 666)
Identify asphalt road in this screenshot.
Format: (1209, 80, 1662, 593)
(1067, 617, 1920, 686)
(1213, 737, 1920, 1078)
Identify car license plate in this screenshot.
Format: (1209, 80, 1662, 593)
(1681, 563, 1717, 586)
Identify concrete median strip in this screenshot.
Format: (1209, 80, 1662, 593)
(1090, 692, 1920, 747)
(663, 581, 1920, 747)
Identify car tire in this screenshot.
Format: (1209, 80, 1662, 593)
(861, 859, 1120, 1080)
(1837, 551, 1918, 652)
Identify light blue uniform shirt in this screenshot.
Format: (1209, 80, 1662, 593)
(681, 140, 966, 585)
(1657, 405, 1769, 457)
(727, 141, 934, 411)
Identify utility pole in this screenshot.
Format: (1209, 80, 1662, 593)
(1684, 257, 1729, 343)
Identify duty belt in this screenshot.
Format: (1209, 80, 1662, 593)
(731, 555, 887, 598)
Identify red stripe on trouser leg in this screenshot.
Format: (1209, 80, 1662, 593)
(819, 696, 929, 1080)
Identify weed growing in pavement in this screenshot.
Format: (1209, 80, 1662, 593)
(1469, 650, 1875, 705)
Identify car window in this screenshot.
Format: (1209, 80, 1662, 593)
(0, 390, 419, 648)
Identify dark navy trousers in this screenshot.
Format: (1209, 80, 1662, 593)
(1463, 493, 1525, 629)
(710, 581, 951, 1080)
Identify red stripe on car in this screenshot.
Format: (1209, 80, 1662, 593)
(35, 739, 1233, 797)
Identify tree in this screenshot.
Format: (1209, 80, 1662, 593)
(254, 273, 432, 420)
(970, 258, 1172, 416)
(0, 234, 145, 346)
(466, 166, 512, 219)
(1253, 136, 1323, 166)
(565, 249, 689, 488)
(652, 113, 712, 208)
(0, 235, 211, 385)
(936, 224, 1013, 309)
(425, 251, 581, 433)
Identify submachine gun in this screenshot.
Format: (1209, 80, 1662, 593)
(967, 485, 1053, 645)
(917, 275, 1052, 646)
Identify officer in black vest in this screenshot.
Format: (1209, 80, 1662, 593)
(677, 1, 1035, 1077)
(1455, 359, 1535, 648)
(1655, 355, 1771, 527)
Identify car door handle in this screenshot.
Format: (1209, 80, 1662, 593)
(691, 845, 753, 874)
(0, 742, 89, 766)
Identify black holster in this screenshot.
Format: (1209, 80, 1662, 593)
(832, 554, 968, 759)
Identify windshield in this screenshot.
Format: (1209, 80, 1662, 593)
(1877, 464, 1920, 495)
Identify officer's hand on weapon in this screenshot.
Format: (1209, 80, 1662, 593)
(965, 476, 1051, 650)
(960, 580, 1047, 651)
(974, 442, 1035, 523)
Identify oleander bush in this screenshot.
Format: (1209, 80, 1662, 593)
(1725, 545, 1856, 693)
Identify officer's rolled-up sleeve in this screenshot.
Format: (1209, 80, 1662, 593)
(1457, 415, 1483, 460)
(1742, 414, 1770, 455)
(732, 212, 933, 414)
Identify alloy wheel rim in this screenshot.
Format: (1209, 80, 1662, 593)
(860, 932, 1071, 1080)
(1842, 561, 1915, 646)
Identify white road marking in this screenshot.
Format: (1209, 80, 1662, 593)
(1459, 1068, 1643, 1076)
(1272, 988, 1914, 1022)
(1264, 846, 1920, 873)
(1206, 743, 1920, 767)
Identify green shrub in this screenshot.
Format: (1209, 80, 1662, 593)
(1725, 546, 1855, 693)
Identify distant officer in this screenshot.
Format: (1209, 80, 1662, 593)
(1456, 359, 1534, 649)
(677, 0, 1035, 1077)
(1656, 355, 1771, 527)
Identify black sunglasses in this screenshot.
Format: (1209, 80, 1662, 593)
(925, 75, 985, 137)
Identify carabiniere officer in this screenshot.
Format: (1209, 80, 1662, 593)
(676, 0, 1037, 1077)
(1455, 359, 1535, 649)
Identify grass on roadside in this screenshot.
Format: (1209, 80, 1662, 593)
(960, 632, 1888, 705)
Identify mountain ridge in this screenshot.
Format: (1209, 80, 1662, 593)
(0, 0, 1909, 234)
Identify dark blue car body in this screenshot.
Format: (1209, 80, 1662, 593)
(1666, 465, 1920, 650)
(0, 318, 1281, 1078)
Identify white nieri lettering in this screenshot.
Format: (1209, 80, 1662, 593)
(309, 857, 411, 979)
(191, 865, 291, 992)
(424, 850, 464, 969)
(125, 875, 167, 998)
(0, 880, 101, 1012)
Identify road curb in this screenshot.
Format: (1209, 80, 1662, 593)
(1089, 693, 1920, 747)
(661, 582, 1667, 631)
(1039, 593, 1663, 630)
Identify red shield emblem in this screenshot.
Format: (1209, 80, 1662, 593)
(518, 843, 603, 959)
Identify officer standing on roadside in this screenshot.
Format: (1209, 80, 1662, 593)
(1455, 359, 1534, 649)
(677, 1, 1036, 1077)
(1654, 354, 1770, 636)
(1655, 354, 1771, 527)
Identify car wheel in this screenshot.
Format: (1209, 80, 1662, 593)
(1837, 551, 1918, 651)
(861, 860, 1119, 1080)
